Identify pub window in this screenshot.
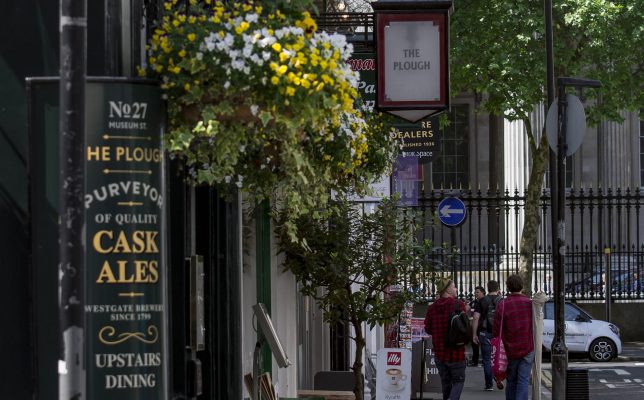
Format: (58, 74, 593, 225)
(430, 105, 469, 189)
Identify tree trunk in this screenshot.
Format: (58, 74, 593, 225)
(518, 132, 550, 295)
(351, 318, 366, 400)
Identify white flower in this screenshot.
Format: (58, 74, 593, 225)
(245, 13, 258, 23)
(196, 52, 203, 60)
(258, 36, 275, 48)
(250, 105, 259, 116)
(224, 81, 230, 89)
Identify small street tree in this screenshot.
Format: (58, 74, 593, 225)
(449, 0, 643, 291)
(278, 197, 441, 400)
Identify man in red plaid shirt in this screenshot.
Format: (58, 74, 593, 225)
(493, 274, 534, 400)
(424, 278, 468, 400)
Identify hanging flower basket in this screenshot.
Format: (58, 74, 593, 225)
(144, 0, 396, 238)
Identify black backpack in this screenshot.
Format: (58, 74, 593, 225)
(446, 299, 471, 348)
(481, 295, 501, 332)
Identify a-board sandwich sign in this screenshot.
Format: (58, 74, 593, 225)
(376, 348, 412, 400)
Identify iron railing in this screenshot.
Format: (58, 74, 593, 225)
(361, 187, 644, 301)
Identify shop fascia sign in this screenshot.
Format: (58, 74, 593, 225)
(373, 0, 452, 122)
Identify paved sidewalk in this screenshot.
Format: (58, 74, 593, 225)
(458, 363, 546, 400)
(619, 341, 644, 361)
(366, 342, 644, 399)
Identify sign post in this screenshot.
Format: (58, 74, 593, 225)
(550, 77, 600, 400)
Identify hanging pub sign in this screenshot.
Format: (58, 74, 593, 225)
(372, 0, 452, 122)
(393, 115, 440, 162)
(84, 79, 168, 399)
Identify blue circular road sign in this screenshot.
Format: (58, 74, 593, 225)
(438, 197, 467, 227)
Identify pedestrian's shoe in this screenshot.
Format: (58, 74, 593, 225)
(484, 386, 493, 391)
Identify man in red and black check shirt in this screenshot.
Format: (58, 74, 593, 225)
(424, 279, 468, 400)
(493, 274, 534, 400)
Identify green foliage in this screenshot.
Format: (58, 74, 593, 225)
(451, 0, 643, 124)
(144, 0, 398, 240)
(278, 197, 445, 329)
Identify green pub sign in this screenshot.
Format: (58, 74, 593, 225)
(27, 78, 169, 399)
(84, 81, 168, 399)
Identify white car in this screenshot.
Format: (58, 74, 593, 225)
(541, 301, 622, 362)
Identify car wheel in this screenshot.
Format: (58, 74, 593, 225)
(588, 338, 616, 362)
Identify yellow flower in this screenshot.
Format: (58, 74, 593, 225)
(184, 83, 191, 91)
(242, 4, 252, 12)
(315, 82, 325, 92)
(136, 66, 146, 77)
(271, 42, 282, 52)
(178, 49, 187, 58)
(172, 19, 180, 27)
(279, 52, 290, 63)
(155, 65, 163, 73)
(286, 86, 296, 96)
(188, 16, 196, 24)
(276, 65, 288, 75)
(271, 76, 280, 85)
(187, 33, 196, 42)
(235, 21, 250, 34)
(164, 2, 172, 11)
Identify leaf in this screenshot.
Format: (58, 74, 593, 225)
(258, 111, 272, 127)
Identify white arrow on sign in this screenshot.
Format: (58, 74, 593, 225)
(440, 205, 465, 218)
(589, 368, 630, 376)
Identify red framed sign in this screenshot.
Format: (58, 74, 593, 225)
(375, 7, 450, 121)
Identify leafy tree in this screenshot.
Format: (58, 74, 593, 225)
(450, 0, 643, 291)
(277, 197, 444, 399)
(318, 0, 642, 291)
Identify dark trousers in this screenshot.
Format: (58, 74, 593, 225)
(435, 359, 466, 400)
(470, 340, 480, 365)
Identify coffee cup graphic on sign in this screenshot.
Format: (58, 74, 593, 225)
(385, 368, 407, 389)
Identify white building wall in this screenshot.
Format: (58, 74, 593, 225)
(241, 207, 299, 398)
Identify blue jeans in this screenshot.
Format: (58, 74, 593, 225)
(435, 359, 466, 400)
(505, 351, 534, 400)
(478, 331, 493, 389)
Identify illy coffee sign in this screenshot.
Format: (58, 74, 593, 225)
(377, 348, 412, 399)
(387, 352, 402, 366)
